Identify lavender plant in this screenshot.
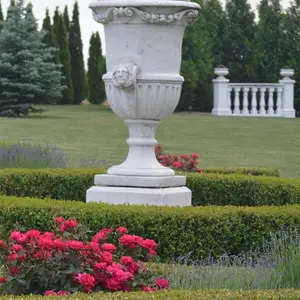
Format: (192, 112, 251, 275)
(0, 141, 67, 168)
(149, 229, 300, 290)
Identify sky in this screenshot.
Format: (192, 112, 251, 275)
(1, 0, 292, 64)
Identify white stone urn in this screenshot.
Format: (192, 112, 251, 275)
(214, 67, 229, 79)
(280, 68, 294, 79)
(86, 0, 200, 206)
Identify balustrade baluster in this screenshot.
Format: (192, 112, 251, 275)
(228, 87, 232, 114)
(242, 87, 249, 115)
(268, 87, 275, 115)
(259, 87, 266, 115)
(234, 87, 241, 115)
(251, 87, 258, 115)
(277, 87, 283, 116)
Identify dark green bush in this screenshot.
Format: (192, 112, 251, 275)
(0, 168, 297, 206)
(1, 196, 300, 261)
(0, 289, 299, 299)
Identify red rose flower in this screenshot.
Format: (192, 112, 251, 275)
(45, 290, 56, 296)
(11, 244, 23, 253)
(101, 251, 113, 264)
(0, 276, 7, 284)
(0, 240, 6, 249)
(10, 266, 19, 276)
(55, 216, 65, 224)
(76, 273, 96, 292)
(116, 227, 128, 234)
(155, 278, 169, 289)
(142, 286, 156, 293)
(101, 243, 117, 253)
(68, 240, 84, 251)
(120, 256, 134, 265)
(7, 253, 18, 262)
(38, 237, 54, 251)
(57, 291, 69, 296)
(26, 229, 41, 239)
(191, 153, 199, 159)
(141, 239, 157, 250)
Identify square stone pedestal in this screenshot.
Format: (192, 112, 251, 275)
(86, 174, 192, 207)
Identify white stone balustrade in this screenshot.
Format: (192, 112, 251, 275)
(212, 68, 295, 118)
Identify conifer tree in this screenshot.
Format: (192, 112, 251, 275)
(0, 0, 64, 117)
(6, 0, 15, 20)
(87, 32, 106, 104)
(178, 0, 213, 111)
(69, 1, 86, 104)
(53, 12, 74, 104)
(0, 0, 4, 31)
(42, 8, 59, 64)
(63, 5, 70, 33)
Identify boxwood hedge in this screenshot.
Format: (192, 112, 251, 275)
(0, 168, 298, 206)
(0, 289, 299, 299)
(1, 196, 300, 261)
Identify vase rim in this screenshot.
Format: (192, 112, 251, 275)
(89, 0, 200, 9)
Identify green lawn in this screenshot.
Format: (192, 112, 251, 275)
(0, 105, 299, 177)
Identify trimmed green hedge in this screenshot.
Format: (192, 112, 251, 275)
(0, 168, 297, 206)
(0, 290, 300, 299)
(1, 196, 300, 261)
(202, 166, 280, 177)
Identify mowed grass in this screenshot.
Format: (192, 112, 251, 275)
(0, 105, 299, 177)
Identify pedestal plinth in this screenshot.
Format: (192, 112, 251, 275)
(86, 174, 191, 206)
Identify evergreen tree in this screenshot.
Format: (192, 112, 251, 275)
(284, 0, 300, 112)
(52, 6, 60, 33)
(0, 1, 4, 31)
(63, 5, 70, 33)
(178, 0, 213, 111)
(222, 0, 256, 82)
(69, 1, 86, 104)
(0, 0, 64, 117)
(250, 0, 285, 82)
(42, 8, 59, 64)
(53, 13, 74, 104)
(87, 32, 106, 104)
(6, 0, 15, 20)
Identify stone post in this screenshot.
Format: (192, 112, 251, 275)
(212, 67, 230, 116)
(279, 68, 296, 118)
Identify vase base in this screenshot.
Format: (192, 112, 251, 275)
(86, 186, 191, 207)
(94, 174, 186, 188)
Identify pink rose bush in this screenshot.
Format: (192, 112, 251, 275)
(155, 145, 202, 173)
(0, 217, 168, 296)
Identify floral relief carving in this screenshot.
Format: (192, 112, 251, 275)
(92, 7, 199, 25)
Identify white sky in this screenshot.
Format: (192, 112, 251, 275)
(1, 0, 292, 64)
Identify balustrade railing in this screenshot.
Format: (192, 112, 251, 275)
(212, 68, 295, 118)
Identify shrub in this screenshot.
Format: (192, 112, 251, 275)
(0, 141, 66, 168)
(0, 217, 167, 295)
(1, 196, 300, 261)
(0, 169, 293, 206)
(0, 290, 299, 299)
(155, 145, 202, 173)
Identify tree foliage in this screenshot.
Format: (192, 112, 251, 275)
(53, 11, 74, 105)
(0, 0, 64, 117)
(69, 1, 86, 104)
(87, 32, 106, 105)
